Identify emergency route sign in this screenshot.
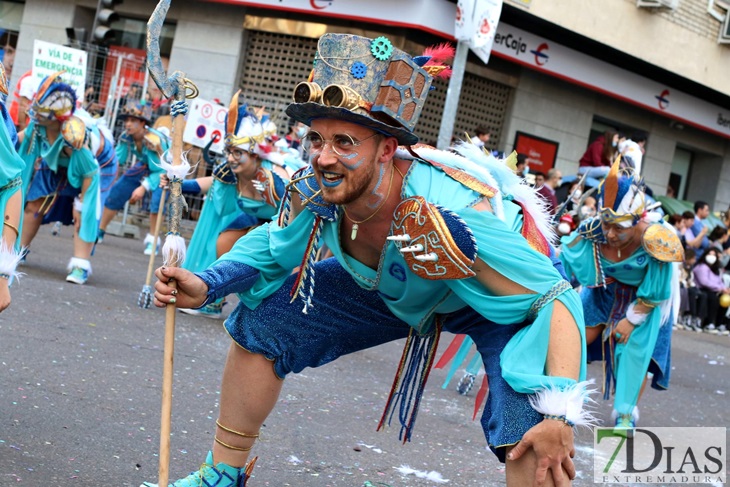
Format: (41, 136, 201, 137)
(31, 40, 88, 102)
(183, 98, 227, 153)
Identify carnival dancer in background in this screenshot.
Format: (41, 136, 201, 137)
(148, 34, 591, 487)
(17, 72, 101, 285)
(176, 92, 289, 319)
(97, 102, 168, 255)
(0, 62, 25, 309)
(560, 160, 683, 434)
(75, 107, 119, 208)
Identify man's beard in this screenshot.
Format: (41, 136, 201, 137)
(318, 158, 376, 206)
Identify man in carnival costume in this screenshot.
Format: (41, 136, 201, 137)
(149, 34, 591, 487)
(74, 107, 119, 209)
(97, 101, 168, 255)
(560, 160, 683, 433)
(0, 62, 25, 310)
(177, 91, 290, 319)
(18, 72, 100, 285)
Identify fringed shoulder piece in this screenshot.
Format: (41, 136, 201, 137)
(389, 196, 477, 280)
(642, 223, 684, 263)
(253, 166, 287, 208)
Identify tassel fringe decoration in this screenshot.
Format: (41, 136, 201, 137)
(289, 216, 323, 314)
(377, 319, 442, 443)
(472, 375, 489, 421)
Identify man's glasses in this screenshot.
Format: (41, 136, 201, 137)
(302, 130, 378, 157)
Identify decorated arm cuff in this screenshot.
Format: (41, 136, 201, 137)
(529, 380, 598, 428)
(181, 179, 202, 194)
(195, 261, 260, 307)
(625, 302, 649, 326)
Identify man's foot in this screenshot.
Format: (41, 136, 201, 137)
(66, 267, 89, 285)
(140, 451, 252, 487)
(716, 324, 729, 336)
(705, 323, 718, 334)
(456, 372, 476, 396)
(613, 414, 636, 438)
(690, 317, 703, 332)
(97, 228, 105, 244)
(179, 301, 225, 319)
(144, 241, 160, 256)
(143, 234, 159, 256)
(66, 257, 92, 285)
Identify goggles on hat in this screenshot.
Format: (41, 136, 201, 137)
(293, 82, 373, 112)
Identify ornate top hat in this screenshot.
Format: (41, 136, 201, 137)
(119, 101, 153, 125)
(31, 71, 77, 122)
(597, 157, 647, 228)
(286, 34, 453, 145)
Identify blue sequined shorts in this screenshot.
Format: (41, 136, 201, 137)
(105, 170, 164, 213)
(225, 258, 543, 462)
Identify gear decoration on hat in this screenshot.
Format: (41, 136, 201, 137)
(350, 61, 367, 79)
(370, 36, 393, 61)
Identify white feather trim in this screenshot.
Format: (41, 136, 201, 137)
(529, 380, 598, 427)
(159, 151, 193, 181)
(0, 242, 26, 282)
(67, 257, 92, 274)
(162, 234, 186, 267)
(400, 145, 505, 221)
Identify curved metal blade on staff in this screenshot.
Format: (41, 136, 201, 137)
(146, 1, 199, 485)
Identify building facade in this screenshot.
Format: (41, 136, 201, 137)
(5, 0, 730, 211)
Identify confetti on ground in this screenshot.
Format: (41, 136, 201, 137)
(287, 455, 302, 465)
(395, 465, 449, 483)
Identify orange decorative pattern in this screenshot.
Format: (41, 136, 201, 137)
(253, 167, 280, 208)
(642, 223, 684, 263)
(61, 116, 86, 150)
(420, 157, 497, 198)
(513, 201, 550, 256)
(392, 196, 476, 280)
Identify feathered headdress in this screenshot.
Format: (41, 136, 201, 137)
(225, 90, 273, 157)
(597, 157, 647, 228)
(31, 71, 77, 122)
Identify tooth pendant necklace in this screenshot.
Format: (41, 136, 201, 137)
(343, 165, 395, 241)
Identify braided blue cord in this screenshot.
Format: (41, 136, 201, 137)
(170, 100, 188, 117)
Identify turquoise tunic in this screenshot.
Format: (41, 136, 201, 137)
(0, 103, 24, 250)
(560, 227, 673, 415)
(19, 121, 100, 243)
(218, 159, 587, 395)
(182, 161, 285, 273)
(115, 135, 164, 190)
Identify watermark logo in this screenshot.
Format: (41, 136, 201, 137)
(594, 427, 725, 484)
(655, 89, 670, 110)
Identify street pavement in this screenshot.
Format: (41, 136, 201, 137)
(1, 226, 728, 486)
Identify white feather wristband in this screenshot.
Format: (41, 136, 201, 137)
(0, 241, 26, 283)
(529, 380, 598, 428)
(625, 302, 648, 326)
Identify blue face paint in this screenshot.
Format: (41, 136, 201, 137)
(340, 152, 366, 170)
(367, 164, 387, 208)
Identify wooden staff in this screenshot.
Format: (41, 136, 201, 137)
(146, 1, 198, 484)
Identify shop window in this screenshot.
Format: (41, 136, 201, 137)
(0, 0, 25, 80)
(110, 16, 175, 58)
